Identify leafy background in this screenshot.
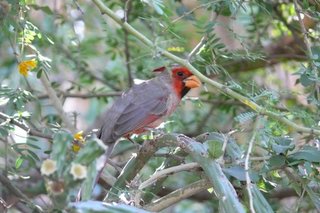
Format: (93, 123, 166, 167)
(0, 0, 320, 212)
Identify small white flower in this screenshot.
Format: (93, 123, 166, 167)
(70, 163, 87, 180)
(41, 159, 57, 176)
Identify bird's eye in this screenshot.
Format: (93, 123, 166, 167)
(177, 71, 184, 77)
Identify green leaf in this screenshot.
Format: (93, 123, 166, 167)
(205, 139, 223, 159)
(36, 69, 42, 78)
(0, 127, 9, 137)
(26, 149, 40, 161)
(289, 146, 320, 163)
(73, 138, 105, 165)
(235, 111, 257, 124)
(271, 137, 294, 154)
(251, 186, 275, 213)
(257, 178, 276, 193)
(51, 131, 73, 175)
(223, 166, 246, 181)
(300, 72, 314, 87)
(223, 166, 259, 182)
(306, 185, 320, 211)
(268, 155, 286, 169)
(15, 156, 24, 169)
(26, 142, 41, 150)
(81, 162, 97, 201)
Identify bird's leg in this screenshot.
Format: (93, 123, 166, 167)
(92, 143, 115, 191)
(125, 136, 141, 150)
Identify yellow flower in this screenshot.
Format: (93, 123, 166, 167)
(70, 163, 87, 180)
(72, 144, 81, 152)
(41, 159, 57, 176)
(73, 131, 85, 153)
(18, 59, 37, 77)
(73, 131, 84, 141)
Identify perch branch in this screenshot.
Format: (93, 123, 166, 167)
(104, 135, 177, 201)
(142, 148, 187, 203)
(144, 179, 211, 212)
(139, 162, 200, 190)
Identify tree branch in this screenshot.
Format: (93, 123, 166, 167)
(0, 112, 52, 140)
(124, 0, 133, 87)
(104, 135, 173, 201)
(92, 0, 320, 136)
(245, 119, 259, 213)
(37, 91, 122, 99)
(40, 75, 75, 132)
(144, 179, 211, 212)
(142, 148, 187, 203)
(139, 162, 200, 190)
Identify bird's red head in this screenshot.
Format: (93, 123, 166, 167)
(171, 66, 201, 97)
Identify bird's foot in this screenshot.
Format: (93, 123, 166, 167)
(144, 127, 166, 136)
(126, 137, 142, 150)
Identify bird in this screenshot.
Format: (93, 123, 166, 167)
(87, 65, 201, 188)
(88, 65, 201, 175)
(95, 65, 201, 153)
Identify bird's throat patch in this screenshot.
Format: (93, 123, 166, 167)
(181, 87, 190, 97)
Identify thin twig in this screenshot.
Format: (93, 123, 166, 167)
(0, 112, 53, 140)
(124, 31, 133, 87)
(37, 91, 122, 99)
(139, 162, 200, 190)
(187, 36, 207, 61)
(169, 3, 210, 26)
(187, 5, 218, 61)
(250, 156, 270, 161)
(245, 119, 260, 213)
(40, 75, 75, 132)
(293, 0, 319, 99)
(217, 131, 235, 164)
(124, 0, 132, 23)
(73, 0, 84, 15)
(230, 0, 245, 20)
(124, 0, 133, 87)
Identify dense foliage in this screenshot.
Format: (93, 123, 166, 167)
(0, 0, 320, 212)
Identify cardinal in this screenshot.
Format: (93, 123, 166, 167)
(91, 65, 201, 165)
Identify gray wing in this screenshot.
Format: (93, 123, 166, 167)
(98, 78, 171, 144)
